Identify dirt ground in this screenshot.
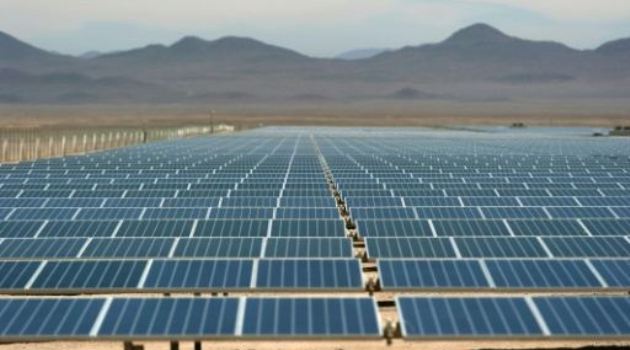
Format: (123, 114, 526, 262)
(0, 103, 628, 129)
(1, 340, 629, 350)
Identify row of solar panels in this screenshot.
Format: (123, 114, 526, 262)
(0, 189, 333, 198)
(0, 219, 346, 238)
(0, 258, 628, 293)
(377, 259, 629, 290)
(1, 296, 628, 340)
(341, 189, 630, 197)
(0, 237, 628, 259)
(8, 177, 623, 185)
(0, 259, 362, 292)
(346, 196, 630, 207)
(365, 236, 630, 258)
(357, 218, 630, 237)
(0, 238, 352, 259)
(3, 196, 630, 208)
(2, 206, 630, 221)
(0, 207, 341, 220)
(0, 196, 337, 208)
(2, 175, 628, 184)
(0, 297, 379, 340)
(351, 206, 630, 219)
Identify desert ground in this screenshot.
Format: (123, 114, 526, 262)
(0, 101, 629, 130)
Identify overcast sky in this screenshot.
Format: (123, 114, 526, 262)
(2, 0, 630, 56)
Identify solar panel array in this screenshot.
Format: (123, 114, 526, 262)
(1, 127, 629, 342)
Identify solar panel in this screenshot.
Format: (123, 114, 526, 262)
(547, 207, 616, 219)
(195, 220, 268, 237)
(270, 219, 346, 237)
(365, 238, 456, 258)
(0, 238, 86, 259)
(116, 220, 195, 237)
(432, 220, 510, 237)
(350, 207, 416, 220)
(0, 261, 41, 290)
(542, 237, 630, 257)
(485, 259, 602, 289)
(481, 207, 548, 219)
(397, 297, 543, 338)
(507, 220, 586, 236)
(588, 259, 630, 287)
(98, 298, 239, 338)
(357, 219, 432, 237)
(9, 208, 78, 221)
(534, 297, 630, 336)
(581, 219, 630, 236)
(82, 238, 174, 258)
(0, 221, 44, 238)
(378, 259, 489, 290)
(143, 260, 253, 290)
(455, 237, 548, 258)
(256, 259, 362, 290)
(174, 238, 263, 257)
(242, 298, 381, 337)
(30, 260, 146, 291)
(76, 208, 143, 220)
(39, 220, 119, 238)
(275, 208, 340, 219)
(0, 298, 104, 340)
(263, 238, 353, 258)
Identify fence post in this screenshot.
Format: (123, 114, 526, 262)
(61, 136, 67, 156)
(48, 136, 53, 158)
(18, 138, 24, 162)
(1, 139, 7, 163)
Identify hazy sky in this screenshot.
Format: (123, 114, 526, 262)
(2, 0, 630, 56)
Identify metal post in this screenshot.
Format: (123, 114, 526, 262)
(170, 341, 179, 350)
(194, 341, 202, 350)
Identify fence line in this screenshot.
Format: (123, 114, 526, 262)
(0, 124, 234, 164)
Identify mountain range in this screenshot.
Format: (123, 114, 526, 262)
(1, 23, 629, 105)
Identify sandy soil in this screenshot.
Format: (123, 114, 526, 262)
(1, 340, 629, 350)
(0, 103, 628, 129)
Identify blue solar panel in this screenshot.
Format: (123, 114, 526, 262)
(455, 237, 548, 258)
(0, 238, 86, 258)
(542, 237, 630, 257)
(534, 297, 630, 336)
(365, 238, 456, 258)
(31, 260, 146, 291)
(264, 238, 353, 258)
(82, 238, 174, 258)
(589, 259, 630, 287)
(357, 219, 432, 237)
(256, 259, 362, 290)
(0, 221, 44, 238)
(174, 238, 263, 257)
(98, 298, 239, 338)
(433, 220, 510, 236)
(0, 261, 41, 290)
(378, 260, 489, 290)
(0, 298, 104, 339)
(397, 297, 543, 338)
(143, 260, 252, 290)
(242, 298, 381, 337)
(485, 259, 602, 289)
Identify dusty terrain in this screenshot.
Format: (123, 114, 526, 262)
(0, 102, 629, 130)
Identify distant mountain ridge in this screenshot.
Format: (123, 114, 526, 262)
(336, 48, 388, 60)
(1, 23, 629, 104)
